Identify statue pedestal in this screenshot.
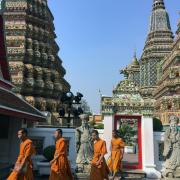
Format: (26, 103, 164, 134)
(76, 163, 91, 173)
(74, 173, 90, 180)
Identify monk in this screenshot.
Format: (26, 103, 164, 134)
(7, 128, 35, 180)
(90, 130, 109, 180)
(49, 129, 73, 180)
(107, 130, 125, 179)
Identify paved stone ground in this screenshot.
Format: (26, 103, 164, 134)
(34, 176, 159, 180)
(34, 169, 147, 180)
(2, 177, 160, 180)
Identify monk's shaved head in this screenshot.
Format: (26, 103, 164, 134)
(56, 129, 63, 135)
(92, 130, 99, 136)
(92, 130, 99, 141)
(19, 128, 28, 136)
(112, 130, 119, 138)
(54, 129, 63, 140)
(18, 128, 28, 140)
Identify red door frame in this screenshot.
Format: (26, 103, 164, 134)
(114, 115, 142, 169)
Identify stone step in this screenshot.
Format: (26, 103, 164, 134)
(122, 169, 146, 178)
(75, 169, 146, 180)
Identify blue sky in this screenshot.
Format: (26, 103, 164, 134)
(48, 0, 179, 114)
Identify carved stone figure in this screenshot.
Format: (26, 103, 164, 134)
(76, 114, 93, 173)
(162, 115, 180, 178)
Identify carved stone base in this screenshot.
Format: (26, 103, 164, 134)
(144, 167, 161, 179)
(76, 163, 91, 174)
(74, 173, 90, 180)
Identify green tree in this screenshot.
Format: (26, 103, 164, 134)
(80, 99, 92, 115)
(95, 123, 104, 129)
(118, 125, 136, 146)
(153, 118, 163, 132)
(43, 145, 55, 161)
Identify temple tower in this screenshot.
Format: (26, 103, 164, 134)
(0, 0, 70, 122)
(153, 14, 180, 125)
(140, 0, 174, 97)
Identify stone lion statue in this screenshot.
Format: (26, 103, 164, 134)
(162, 115, 180, 178)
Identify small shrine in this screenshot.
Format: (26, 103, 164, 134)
(101, 55, 155, 117)
(101, 55, 161, 178)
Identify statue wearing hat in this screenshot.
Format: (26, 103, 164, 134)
(76, 114, 93, 173)
(162, 115, 180, 178)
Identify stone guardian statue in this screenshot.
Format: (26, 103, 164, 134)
(76, 114, 93, 173)
(162, 115, 180, 179)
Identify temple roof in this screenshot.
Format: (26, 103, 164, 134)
(127, 52, 140, 69)
(101, 76, 155, 115)
(113, 79, 139, 95)
(120, 53, 140, 79)
(0, 86, 46, 121)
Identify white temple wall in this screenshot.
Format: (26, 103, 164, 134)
(28, 128, 76, 171)
(153, 132, 165, 172)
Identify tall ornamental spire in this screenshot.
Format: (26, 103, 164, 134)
(149, 0, 171, 32)
(140, 0, 174, 97)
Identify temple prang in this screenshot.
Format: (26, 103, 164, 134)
(0, 0, 70, 124)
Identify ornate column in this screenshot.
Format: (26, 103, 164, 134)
(141, 115, 161, 179)
(103, 114, 114, 159)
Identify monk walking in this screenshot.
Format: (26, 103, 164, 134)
(90, 130, 109, 180)
(49, 129, 73, 180)
(7, 128, 35, 180)
(107, 130, 125, 179)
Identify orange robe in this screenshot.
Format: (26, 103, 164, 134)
(7, 138, 35, 180)
(107, 138, 125, 174)
(49, 138, 73, 180)
(90, 138, 109, 180)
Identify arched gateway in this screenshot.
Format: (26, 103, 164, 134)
(101, 67, 161, 178)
